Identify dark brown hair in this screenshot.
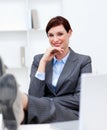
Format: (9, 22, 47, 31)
(46, 16, 72, 34)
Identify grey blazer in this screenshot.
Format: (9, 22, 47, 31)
(27, 48, 92, 124)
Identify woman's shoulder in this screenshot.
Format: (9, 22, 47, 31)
(33, 53, 44, 60)
(70, 48, 91, 60)
(69, 49, 91, 66)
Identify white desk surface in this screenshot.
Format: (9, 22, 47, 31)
(0, 114, 78, 130)
(19, 120, 79, 130)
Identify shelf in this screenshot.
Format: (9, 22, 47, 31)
(28, 0, 63, 30)
(0, 0, 63, 31)
(0, 31, 27, 44)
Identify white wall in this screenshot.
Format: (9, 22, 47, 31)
(62, 0, 107, 74)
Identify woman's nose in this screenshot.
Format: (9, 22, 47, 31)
(53, 36, 59, 42)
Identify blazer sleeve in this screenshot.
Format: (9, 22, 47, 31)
(29, 54, 46, 97)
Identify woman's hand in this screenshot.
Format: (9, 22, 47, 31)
(37, 47, 64, 73)
(41, 47, 64, 63)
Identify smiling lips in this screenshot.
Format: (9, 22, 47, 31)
(53, 43, 61, 47)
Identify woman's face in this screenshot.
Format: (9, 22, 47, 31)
(47, 25, 72, 50)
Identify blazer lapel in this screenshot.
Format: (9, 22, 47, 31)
(56, 49, 78, 93)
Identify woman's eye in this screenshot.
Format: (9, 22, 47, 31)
(48, 34, 53, 37)
(57, 33, 63, 36)
(48, 32, 63, 38)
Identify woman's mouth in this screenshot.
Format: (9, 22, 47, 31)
(54, 43, 61, 47)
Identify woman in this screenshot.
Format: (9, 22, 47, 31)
(27, 16, 92, 123)
(0, 16, 92, 128)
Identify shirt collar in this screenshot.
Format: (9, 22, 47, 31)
(53, 51, 70, 65)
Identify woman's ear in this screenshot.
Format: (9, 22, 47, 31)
(68, 29, 72, 37)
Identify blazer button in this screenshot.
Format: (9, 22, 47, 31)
(50, 98, 53, 101)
